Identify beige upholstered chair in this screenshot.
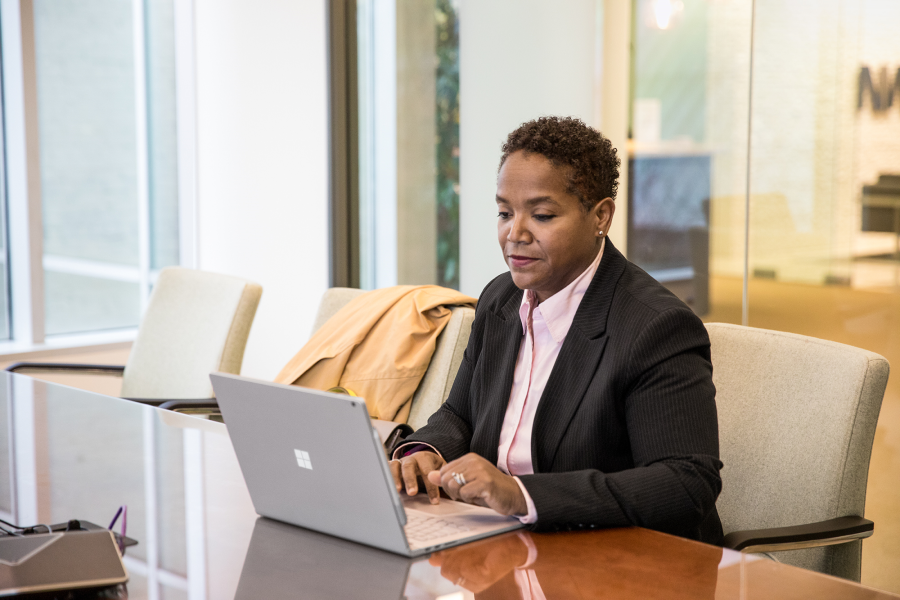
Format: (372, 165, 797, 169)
(312, 287, 474, 430)
(7, 267, 262, 403)
(707, 323, 889, 581)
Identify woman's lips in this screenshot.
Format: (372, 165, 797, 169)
(508, 255, 538, 268)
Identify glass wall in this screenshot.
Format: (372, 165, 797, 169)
(32, 0, 179, 336)
(629, 0, 752, 321)
(746, 0, 900, 591)
(630, 0, 900, 592)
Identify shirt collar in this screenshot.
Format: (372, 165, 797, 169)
(518, 238, 605, 343)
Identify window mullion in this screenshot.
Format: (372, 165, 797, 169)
(133, 0, 152, 312)
(174, 0, 198, 270)
(2, 0, 45, 345)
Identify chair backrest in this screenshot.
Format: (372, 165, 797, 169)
(707, 323, 888, 579)
(121, 267, 263, 399)
(312, 287, 475, 430)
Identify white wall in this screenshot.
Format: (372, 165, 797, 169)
(458, 0, 601, 297)
(193, 0, 329, 379)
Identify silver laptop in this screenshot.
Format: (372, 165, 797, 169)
(211, 373, 524, 557)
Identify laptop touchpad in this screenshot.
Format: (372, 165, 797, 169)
(401, 494, 492, 516)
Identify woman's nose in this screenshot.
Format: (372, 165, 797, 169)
(507, 217, 531, 243)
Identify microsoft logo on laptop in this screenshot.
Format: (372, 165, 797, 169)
(294, 449, 313, 470)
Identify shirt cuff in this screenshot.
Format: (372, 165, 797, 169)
(391, 441, 443, 461)
(512, 476, 538, 525)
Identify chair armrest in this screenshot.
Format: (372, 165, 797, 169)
(157, 399, 220, 413)
(724, 516, 874, 553)
(5, 362, 126, 376)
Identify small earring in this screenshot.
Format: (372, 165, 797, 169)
(598, 230, 604, 236)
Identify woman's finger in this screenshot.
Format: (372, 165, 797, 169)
(438, 458, 461, 477)
(458, 479, 489, 505)
(400, 458, 420, 495)
(470, 496, 490, 509)
(421, 466, 442, 504)
(440, 470, 463, 501)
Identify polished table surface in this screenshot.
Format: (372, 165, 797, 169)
(1, 371, 896, 599)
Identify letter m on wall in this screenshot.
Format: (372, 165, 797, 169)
(858, 66, 900, 112)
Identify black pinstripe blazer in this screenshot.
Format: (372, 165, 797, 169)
(406, 239, 724, 545)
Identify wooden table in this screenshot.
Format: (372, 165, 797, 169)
(1, 372, 895, 599)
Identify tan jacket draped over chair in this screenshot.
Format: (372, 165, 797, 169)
(274, 286, 476, 423)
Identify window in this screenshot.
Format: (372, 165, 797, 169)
(34, 0, 179, 335)
(0, 0, 190, 345)
(355, 0, 460, 290)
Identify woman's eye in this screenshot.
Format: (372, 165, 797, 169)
(534, 214, 555, 222)
(497, 212, 511, 219)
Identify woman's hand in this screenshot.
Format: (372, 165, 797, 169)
(428, 453, 527, 517)
(429, 533, 529, 592)
(389, 451, 445, 504)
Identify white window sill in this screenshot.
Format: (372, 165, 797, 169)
(0, 328, 137, 361)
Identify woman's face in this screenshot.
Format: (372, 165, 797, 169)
(496, 150, 614, 302)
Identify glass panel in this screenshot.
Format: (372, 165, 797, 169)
(745, 0, 900, 592)
(44, 272, 140, 335)
(33, 0, 140, 334)
(628, 0, 753, 323)
(159, 587, 188, 600)
(357, 0, 460, 289)
(33, 0, 179, 335)
(146, 0, 180, 270)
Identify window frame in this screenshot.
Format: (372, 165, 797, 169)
(327, 0, 361, 289)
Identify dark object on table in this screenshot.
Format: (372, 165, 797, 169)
(627, 154, 712, 316)
(861, 174, 900, 257)
(0, 530, 127, 597)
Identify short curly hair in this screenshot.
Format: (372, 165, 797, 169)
(499, 116, 620, 209)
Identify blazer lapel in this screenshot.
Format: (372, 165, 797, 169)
(471, 286, 523, 465)
(531, 239, 628, 472)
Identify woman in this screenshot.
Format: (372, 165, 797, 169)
(389, 116, 723, 544)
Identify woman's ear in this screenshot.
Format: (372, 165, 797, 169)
(595, 197, 615, 236)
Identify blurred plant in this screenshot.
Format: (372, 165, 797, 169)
(435, 0, 460, 289)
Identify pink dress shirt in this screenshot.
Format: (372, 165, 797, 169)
(395, 240, 605, 524)
(502, 240, 604, 523)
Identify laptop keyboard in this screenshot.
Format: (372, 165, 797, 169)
(404, 512, 471, 547)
